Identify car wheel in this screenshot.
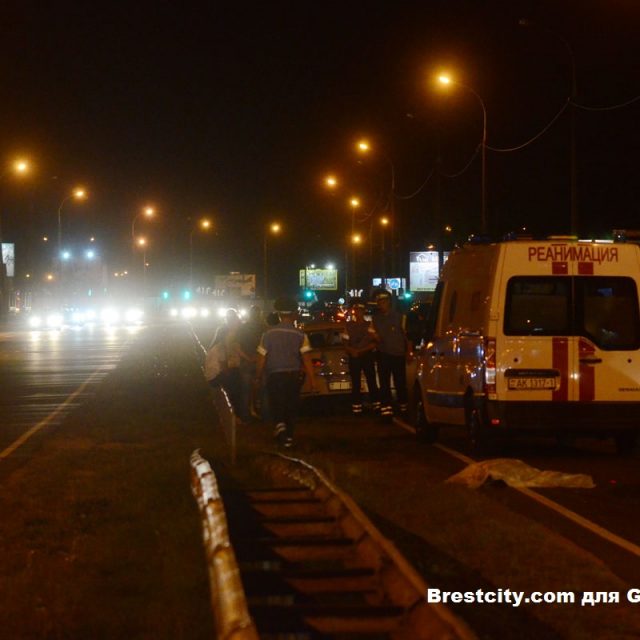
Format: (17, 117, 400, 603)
(413, 385, 438, 443)
(614, 431, 637, 455)
(465, 399, 490, 455)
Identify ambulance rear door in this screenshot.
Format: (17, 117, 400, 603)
(497, 242, 576, 404)
(497, 242, 640, 411)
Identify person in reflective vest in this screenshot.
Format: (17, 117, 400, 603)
(341, 301, 380, 415)
(370, 290, 410, 420)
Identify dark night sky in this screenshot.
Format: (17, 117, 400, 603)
(0, 0, 637, 295)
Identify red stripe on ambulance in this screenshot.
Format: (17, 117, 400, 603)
(552, 337, 569, 401)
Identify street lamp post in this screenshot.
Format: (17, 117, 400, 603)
(263, 222, 281, 300)
(355, 140, 397, 277)
(375, 215, 390, 282)
(136, 236, 148, 292)
(57, 187, 87, 260)
(0, 158, 31, 243)
(351, 233, 362, 296)
(348, 197, 361, 295)
(519, 19, 578, 234)
(131, 206, 155, 265)
(437, 75, 488, 234)
(189, 218, 212, 290)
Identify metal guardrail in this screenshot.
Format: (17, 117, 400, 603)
(190, 450, 259, 640)
(212, 386, 238, 465)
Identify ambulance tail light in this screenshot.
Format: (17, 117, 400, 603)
(484, 337, 496, 395)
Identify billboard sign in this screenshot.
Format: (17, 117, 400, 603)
(214, 273, 256, 297)
(409, 251, 449, 291)
(2, 243, 15, 277)
(299, 268, 338, 290)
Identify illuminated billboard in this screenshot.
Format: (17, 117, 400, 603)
(1, 243, 15, 277)
(299, 268, 338, 290)
(409, 251, 449, 291)
(214, 273, 256, 297)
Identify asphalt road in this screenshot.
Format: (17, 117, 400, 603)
(2, 318, 639, 620)
(0, 320, 139, 459)
(430, 424, 640, 573)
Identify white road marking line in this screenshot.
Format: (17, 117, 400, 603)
(0, 371, 104, 460)
(394, 417, 640, 558)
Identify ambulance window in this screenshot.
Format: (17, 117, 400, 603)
(578, 277, 640, 350)
(504, 277, 571, 335)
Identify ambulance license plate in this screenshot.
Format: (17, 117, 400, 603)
(508, 377, 556, 390)
(329, 381, 351, 391)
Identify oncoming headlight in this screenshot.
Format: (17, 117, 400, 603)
(181, 307, 198, 319)
(124, 308, 144, 324)
(28, 315, 42, 329)
(46, 313, 63, 328)
(101, 308, 120, 325)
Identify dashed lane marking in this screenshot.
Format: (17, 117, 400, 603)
(0, 371, 104, 460)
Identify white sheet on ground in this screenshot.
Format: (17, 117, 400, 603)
(446, 458, 595, 489)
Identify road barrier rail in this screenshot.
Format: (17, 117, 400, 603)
(190, 450, 259, 640)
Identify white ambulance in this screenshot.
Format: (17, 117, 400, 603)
(413, 235, 640, 452)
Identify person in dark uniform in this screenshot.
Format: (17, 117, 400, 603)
(255, 296, 317, 448)
(341, 300, 380, 415)
(370, 290, 410, 420)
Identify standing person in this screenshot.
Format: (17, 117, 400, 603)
(370, 290, 410, 421)
(341, 300, 380, 415)
(255, 297, 317, 448)
(236, 304, 266, 423)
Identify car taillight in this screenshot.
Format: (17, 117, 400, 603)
(484, 337, 496, 396)
(312, 358, 324, 368)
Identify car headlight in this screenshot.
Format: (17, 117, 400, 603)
(124, 308, 144, 324)
(28, 315, 42, 329)
(101, 308, 120, 325)
(46, 313, 63, 328)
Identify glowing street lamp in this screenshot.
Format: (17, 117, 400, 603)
(356, 139, 370, 153)
(57, 187, 88, 258)
(324, 175, 339, 189)
(437, 72, 488, 233)
(13, 159, 30, 175)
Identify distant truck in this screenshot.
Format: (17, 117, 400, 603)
(413, 235, 640, 453)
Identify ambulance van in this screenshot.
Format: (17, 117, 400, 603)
(413, 235, 640, 452)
